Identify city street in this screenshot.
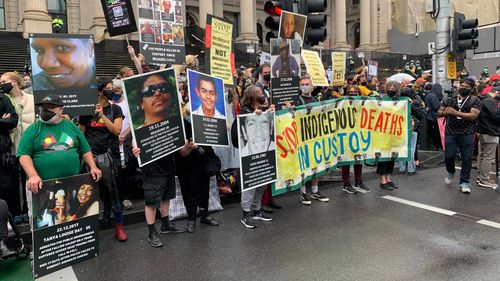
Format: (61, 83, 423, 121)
(11, 166, 497, 281)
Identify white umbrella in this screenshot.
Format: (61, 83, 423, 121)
(387, 73, 415, 84)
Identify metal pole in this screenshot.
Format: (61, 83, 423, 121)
(432, 53, 437, 84)
(435, 0, 451, 88)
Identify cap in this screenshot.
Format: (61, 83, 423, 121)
(279, 41, 289, 50)
(35, 94, 64, 107)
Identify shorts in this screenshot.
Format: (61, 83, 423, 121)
(143, 175, 176, 208)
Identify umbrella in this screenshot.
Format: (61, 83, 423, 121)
(387, 73, 415, 84)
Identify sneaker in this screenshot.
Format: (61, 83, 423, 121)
(160, 222, 185, 234)
(300, 193, 312, 205)
(261, 204, 274, 213)
(241, 211, 257, 229)
(407, 171, 417, 176)
(354, 182, 371, 192)
(460, 183, 471, 194)
(444, 173, 454, 185)
(311, 192, 330, 202)
(251, 210, 273, 222)
(478, 179, 498, 189)
(122, 200, 133, 210)
(148, 232, 164, 248)
(342, 183, 357, 194)
(387, 182, 398, 189)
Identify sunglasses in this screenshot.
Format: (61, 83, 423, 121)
(141, 82, 171, 97)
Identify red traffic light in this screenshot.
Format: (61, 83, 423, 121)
(264, 1, 282, 16)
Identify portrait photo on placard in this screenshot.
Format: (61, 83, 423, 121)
(278, 11, 306, 42)
(188, 70, 226, 119)
(270, 38, 301, 78)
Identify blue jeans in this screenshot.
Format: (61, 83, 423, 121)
(444, 134, 473, 184)
(399, 131, 418, 173)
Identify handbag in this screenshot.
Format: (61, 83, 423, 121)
(203, 146, 221, 177)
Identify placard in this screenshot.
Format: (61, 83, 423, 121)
(138, 0, 185, 64)
(238, 112, 277, 192)
(31, 174, 99, 279)
(122, 68, 186, 166)
(30, 33, 97, 116)
(278, 10, 307, 46)
(187, 69, 229, 146)
(205, 15, 235, 85)
(331, 52, 346, 86)
(301, 49, 329, 86)
(100, 0, 138, 36)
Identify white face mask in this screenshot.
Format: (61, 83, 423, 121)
(300, 85, 312, 94)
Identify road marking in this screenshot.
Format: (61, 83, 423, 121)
(382, 195, 457, 216)
(477, 219, 500, 229)
(383, 195, 500, 230)
(37, 266, 78, 281)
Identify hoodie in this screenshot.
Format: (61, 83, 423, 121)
(477, 94, 500, 136)
(425, 84, 442, 121)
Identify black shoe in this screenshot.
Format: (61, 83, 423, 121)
(380, 183, 394, 190)
(251, 210, 273, 222)
(269, 200, 282, 209)
(354, 182, 371, 192)
(261, 204, 274, 213)
(407, 172, 417, 176)
(186, 220, 196, 233)
(148, 232, 164, 248)
(160, 222, 186, 234)
(342, 183, 357, 194)
(387, 182, 398, 189)
(0, 240, 15, 258)
(200, 216, 219, 226)
(241, 211, 257, 229)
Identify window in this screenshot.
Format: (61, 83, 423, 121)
(47, 0, 67, 33)
(352, 0, 359, 6)
(0, 0, 5, 30)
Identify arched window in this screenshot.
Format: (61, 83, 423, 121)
(47, 0, 67, 33)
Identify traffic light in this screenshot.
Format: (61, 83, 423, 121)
(300, 0, 327, 46)
(264, 1, 293, 42)
(452, 12, 478, 59)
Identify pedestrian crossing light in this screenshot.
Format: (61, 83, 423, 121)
(300, 0, 327, 47)
(453, 12, 478, 59)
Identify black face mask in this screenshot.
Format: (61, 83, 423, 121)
(495, 95, 500, 101)
(360, 81, 367, 86)
(102, 89, 114, 100)
(1, 82, 13, 94)
(458, 88, 471, 97)
(40, 109, 57, 122)
(386, 90, 397, 98)
(257, 95, 267, 105)
(263, 74, 271, 82)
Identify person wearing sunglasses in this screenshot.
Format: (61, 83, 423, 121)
(140, 74, 174, 126)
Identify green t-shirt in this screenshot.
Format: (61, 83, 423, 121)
(17, 119, 91, 180)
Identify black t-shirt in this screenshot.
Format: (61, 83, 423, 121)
(175, 118, 211, 176)
(80, 104, 124, 154)
(443, 95, 481, 135)
(141, 154, 176, 176)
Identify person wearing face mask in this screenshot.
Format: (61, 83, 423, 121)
(22, 74, 33, 94)
(438, 78, 481, 194)
(295, 77, 330, 204)
(475, 83, 500, 189)
(17, 94, 101, 195)
(79, 79, 128, 241)
(356, 75, 371, 96)
(0, 72, 35, 224)
(255, 64, 271, 99)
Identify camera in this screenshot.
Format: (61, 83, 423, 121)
(442, 89, 456, 107)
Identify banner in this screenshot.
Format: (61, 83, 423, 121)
(31, 174, 99, 279)
(270, 38, 301, 110)
(187, 69, 229, 146)
(100, 0, 137, 37)
(279, 11, 307, 46)
(273, 97, 411, 195)
(30, 33, 97, 116)
(301, 49, 329, 86)
(123, 68, 186, 166)
(238, 112, 277, 192)
(137, 0, 185, 65)
(331, 52, 346, 87)
(205, 15, 235, 85)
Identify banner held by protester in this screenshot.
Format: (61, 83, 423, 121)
(187, 69, 229, 147)
(273, 97, 411, 195)
(100, 0, 137, 37)
(238, 112, 277, 192)
(205, 15, 235, 86)
(31, 174, 99, 279)
(122, 68, 186, 166)
(137, 0, 185, 65)
(301, 49, 329, 86)
(29, 33, 97, 116)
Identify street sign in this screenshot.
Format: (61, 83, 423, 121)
(447, 53, 456, 80)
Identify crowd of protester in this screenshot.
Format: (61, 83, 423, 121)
(0, 49, 499, 256)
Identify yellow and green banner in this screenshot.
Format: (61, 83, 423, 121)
(273, 97, 411, 195)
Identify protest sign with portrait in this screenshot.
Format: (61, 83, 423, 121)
(278, 11, 306, 46)
(31, 174, 99, 279)
(100, 0, 138, 36)
(137, 0, 185, 64)
(269, 38, 300, 110)
(29, 33, 97, 116)
(237, 112, 277, 192)
(187, 69, 229, 146)
(122, 68, 186, 166)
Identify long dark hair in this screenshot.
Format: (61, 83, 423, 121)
(69, 184, 98, 219)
